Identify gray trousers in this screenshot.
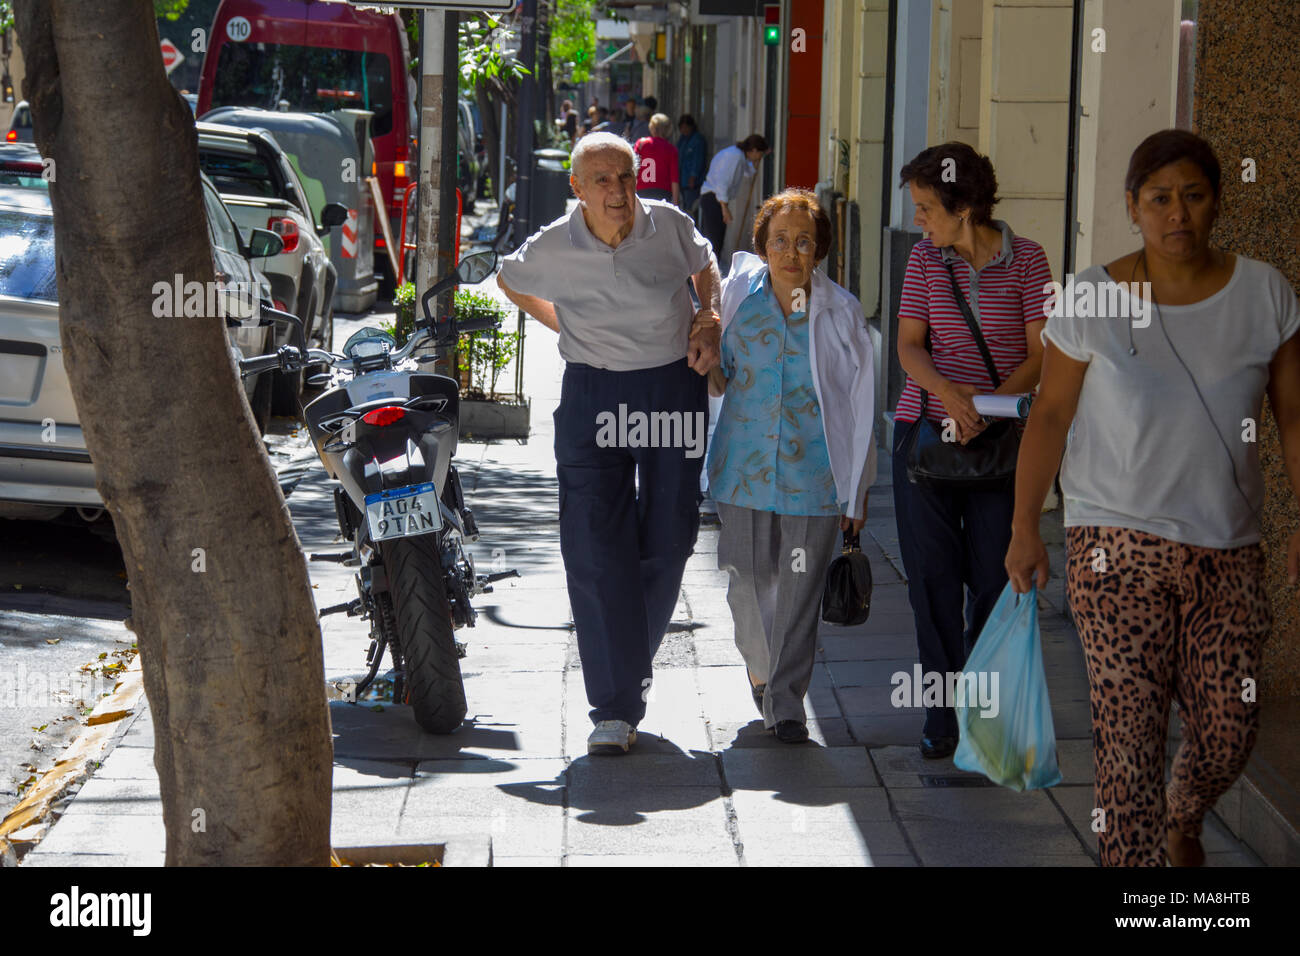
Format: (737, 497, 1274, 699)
(716, 502, 841, 727)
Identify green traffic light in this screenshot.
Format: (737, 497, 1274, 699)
(764, 25, 780, 46)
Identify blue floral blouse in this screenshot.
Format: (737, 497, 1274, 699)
(706, 270, 840, 515)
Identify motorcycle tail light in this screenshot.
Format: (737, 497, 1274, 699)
(362, 406, 406, 427)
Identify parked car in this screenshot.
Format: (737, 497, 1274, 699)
(5, 100, 33, 144)
(0, 162, 283, 529)
(199, 106, 378, 313)
(197, 120, 346, 413)
(199, 0, 416, 296)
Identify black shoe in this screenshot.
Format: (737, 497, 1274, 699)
(919, 735, 958, 759)
(774, 720, 809, 744)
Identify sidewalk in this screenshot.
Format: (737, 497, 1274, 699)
(21, 288, 1262, 867)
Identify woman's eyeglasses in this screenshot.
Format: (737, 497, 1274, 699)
(768, 235, 815, 256)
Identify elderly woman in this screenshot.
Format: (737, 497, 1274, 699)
(634, 113, 681, 205)
(496, 132, 723, 756)
(1006, 129, 1300, 866)
(707, 189, 877, 743)
(892, 142, 1052, 760)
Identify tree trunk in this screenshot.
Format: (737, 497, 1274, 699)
(15, 0, 332, 866)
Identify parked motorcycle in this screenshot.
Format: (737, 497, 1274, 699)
(238, 251, 515, 733)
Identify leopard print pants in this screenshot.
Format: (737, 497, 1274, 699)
(1065, 526, 1270, 867)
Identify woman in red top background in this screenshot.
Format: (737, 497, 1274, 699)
(635, 114, 680, 205)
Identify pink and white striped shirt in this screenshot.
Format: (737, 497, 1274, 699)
(894, 224, 1052, 423)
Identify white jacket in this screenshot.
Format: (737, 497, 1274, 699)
(720, 252, 878, 520)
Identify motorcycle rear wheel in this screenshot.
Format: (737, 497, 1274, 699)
(380, 534, 467, 734)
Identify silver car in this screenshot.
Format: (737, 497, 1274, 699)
(0, 163, 282, 527)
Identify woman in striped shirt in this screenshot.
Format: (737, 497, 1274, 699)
(892, 142, 1052, 759)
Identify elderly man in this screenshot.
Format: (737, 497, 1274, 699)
(498, 133, 722, 755)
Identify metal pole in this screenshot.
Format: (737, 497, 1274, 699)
(513, 0, 538, 242)
(416, 10, 459, 371)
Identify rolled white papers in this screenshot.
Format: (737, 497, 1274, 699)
(973, 394, 1032, 419)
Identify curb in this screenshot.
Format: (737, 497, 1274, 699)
(0, 655, 145, 864)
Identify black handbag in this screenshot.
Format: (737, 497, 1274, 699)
(821, 528, 873, 626)
(901, 262, 1021, 490)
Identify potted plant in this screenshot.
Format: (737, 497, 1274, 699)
(453, 289, 530, 440)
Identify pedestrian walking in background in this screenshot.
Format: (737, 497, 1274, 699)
(617, 96, 638, 139)
(891, 141, 1052, 760)
(558, 98, 579, 145)
(677, 115, 707, 214)
(699, 134, 769, 273)
(496, 132, 724, 757)
(629, 105, 652, 142)
(1005, 129, 1300, 867)
(708, 189, 877, 743)
(634, 113, 681, 204)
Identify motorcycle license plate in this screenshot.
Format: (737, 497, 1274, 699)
(364, 482, 444, 541)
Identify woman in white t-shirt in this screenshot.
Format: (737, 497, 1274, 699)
(1006, 130, 1300, 868)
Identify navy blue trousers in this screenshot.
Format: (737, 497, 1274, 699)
(891, 426, 1016, 738)
(555, 359, 707, 726)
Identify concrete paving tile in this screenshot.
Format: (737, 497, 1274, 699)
(728, 786, 894, 824)
(33, 809, 165, 857)
(835, 683, 917, 718)
(398, 810, 563, 857)
(721, 747, 879, 790)
(566, 853, 739, 866)
(870, 745, 991, 788)
(567, 751, 721, 791)
(1047, 785, 1101, 859)
(331, 786, 406, 844)
(696, 665, 770, 722)
(333, 759, 415, 787)
(66, 775, 162, 814)
(22, 851, 164, 867)
(413, 756, 566, 786)
(89, 745, 158, 781)
(566, 797, 735, 855)
(845, 712, 926, 747)
(492, 855, 563, 867)
(709, 716, 855, 749)
(458, 642, 568, 674)
(693, 640, 745, 667)
(827, 658, 917, 687)
(1205, 849, 1263, 867)
(1054, 738, 1094, 786)
(817, 633, 917, 661)
(742, 820, 909, 861)
(891, 788, 1092, 865)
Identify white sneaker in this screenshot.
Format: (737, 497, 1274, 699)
(587, 719, 637, 755)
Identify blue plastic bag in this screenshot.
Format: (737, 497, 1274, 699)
(953, 583, 1062, 791)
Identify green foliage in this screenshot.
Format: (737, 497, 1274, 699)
(0, 2, 12, 36)
(459, 13, 529, 97)
(154, 0, 190, 21)
(551, 0, 599, 85)
(454, 290, 517, 397)
(391, 281, 418, 346)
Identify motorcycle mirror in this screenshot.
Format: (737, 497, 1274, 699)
(455, 251, 498, 285)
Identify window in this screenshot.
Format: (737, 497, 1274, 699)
(202, 183, 243, 254)
(199, 149, 278, 200)
(212, 43, 394, 139)
(0, 209, 57, 301)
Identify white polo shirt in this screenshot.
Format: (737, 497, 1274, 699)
(700, 144, 751, 204)
(499, 197, 714, 371)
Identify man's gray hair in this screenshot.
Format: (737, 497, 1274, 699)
(571, 132, 638, 182)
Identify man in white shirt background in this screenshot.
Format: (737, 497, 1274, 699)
(698, 134, 769, 275)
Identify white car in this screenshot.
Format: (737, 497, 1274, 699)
(0, 160, 283, 530)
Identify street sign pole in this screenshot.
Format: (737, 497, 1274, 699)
(512, 0, 538, 242)
(415, 10, 460, 372)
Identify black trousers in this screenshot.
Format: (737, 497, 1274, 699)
(698, 191, 726, 272)
(554, 359, 708, 726)
(890, 425, 1016, 739)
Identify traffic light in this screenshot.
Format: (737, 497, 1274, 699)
(763, 5, 780, 46)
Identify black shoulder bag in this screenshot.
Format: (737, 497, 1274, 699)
(901, 262, 1021, 490)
